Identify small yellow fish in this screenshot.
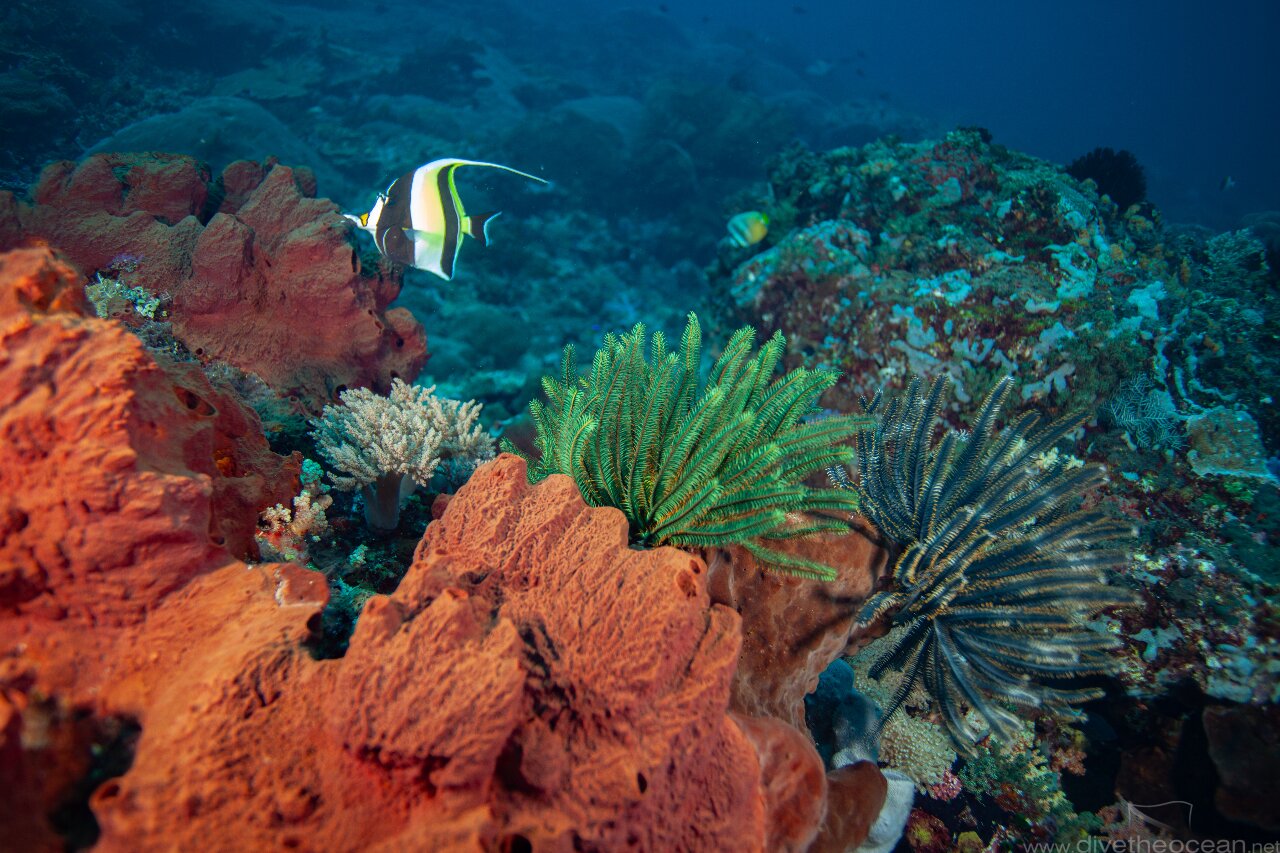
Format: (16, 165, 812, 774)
(727, 211, 769, 247)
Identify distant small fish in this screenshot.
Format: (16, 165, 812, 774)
(1221, 175, 1237, 191)
(727, 211, 769, 247)
(806, 59, 833, 77)
(346, 158, 547, 280)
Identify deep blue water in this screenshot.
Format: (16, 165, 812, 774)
(3, 0, 1277, 229)
(659, 0, 1280, 229)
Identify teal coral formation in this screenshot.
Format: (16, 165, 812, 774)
(831, 374, 1133, 747)
(505, 312, 871, 579)
(729, 129, 1122, 409)
(715, 129, 1277, 448)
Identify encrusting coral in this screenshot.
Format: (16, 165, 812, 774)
(310, 378, 494, 530)
(830, 374, 1134, 748)
(506, 311, 872, 580)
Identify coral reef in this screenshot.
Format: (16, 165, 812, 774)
(0, 6, 1276, 840)
(715, 129, 1277, 453)
(0, 246, 300, 616)
(1065, 147, 1148, 211)
(0, 245, 300, 848)
(903, 808, 951, 853)
(1, 446, 889, 851)
(256, 460, 333, 563)
(707, 129, 1278, 844)
(1113, 549, 1280, 704)
(1102, 374, 1185, 451)
(0, 237, 889, 849)
(957, 716, 1102, 844)
(843, 640, 958, 791)
(0, 153, 427, 413)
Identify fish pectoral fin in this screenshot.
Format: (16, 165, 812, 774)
(403, 228, 432, 242)
(463, 211, 502, 246)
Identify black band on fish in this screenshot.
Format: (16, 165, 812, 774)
(376, 170, 417, 266)
(437, 164, 461, 281)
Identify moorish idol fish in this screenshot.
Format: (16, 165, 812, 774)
(727, 211, 770, 248)
(345, 158, 547, 280)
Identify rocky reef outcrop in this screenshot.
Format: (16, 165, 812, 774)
(0, 153, 427, 412)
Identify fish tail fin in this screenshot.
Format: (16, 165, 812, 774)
(464, 211, 502, 246)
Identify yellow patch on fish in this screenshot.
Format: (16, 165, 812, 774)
(727, 211, 769, 247)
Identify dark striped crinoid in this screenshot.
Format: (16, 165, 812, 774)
(829, 375, 1133, 748)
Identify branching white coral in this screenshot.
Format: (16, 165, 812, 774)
(310, 379, 495, 531)
(424, 395, 496, 485)
(312, 381, 444, 491)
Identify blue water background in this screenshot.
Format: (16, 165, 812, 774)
(641, 0, 1280, 229)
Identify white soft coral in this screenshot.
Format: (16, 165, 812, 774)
(310, 379, 494, 530)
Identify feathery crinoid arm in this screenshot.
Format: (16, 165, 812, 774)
(829, 374, 1135, 749)
(510, 313, 873, 577)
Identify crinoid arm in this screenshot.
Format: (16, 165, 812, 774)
(509, 313, 874, 578)
(831, 374, 1135, 748)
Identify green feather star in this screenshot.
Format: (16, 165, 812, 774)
(505, 313, 873, 580)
